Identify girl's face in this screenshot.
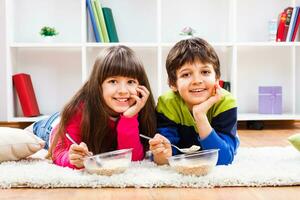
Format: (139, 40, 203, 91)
(171, 61, 218, 110)
(102, 76, 139, 116)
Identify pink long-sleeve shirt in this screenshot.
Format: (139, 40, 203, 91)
(51, 110, 144, 169)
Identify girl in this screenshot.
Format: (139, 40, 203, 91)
(32, 46, 157, 169)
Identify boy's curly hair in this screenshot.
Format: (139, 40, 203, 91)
(166, 37, 220, 87)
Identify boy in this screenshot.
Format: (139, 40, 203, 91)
(149, 37, 239, 165)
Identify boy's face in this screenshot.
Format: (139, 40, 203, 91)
(171, 61, 219, 110)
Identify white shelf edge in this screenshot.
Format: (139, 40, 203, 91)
(8, 115, 50, 122)
(235, 42, 300, 47)
(238, 113, 300, 121)
(160, 42, 234, 48)
(85, 42, 159, 48)
(9, 42, 300, 48)
(10, 43, 83, 48)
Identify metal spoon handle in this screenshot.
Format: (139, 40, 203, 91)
(66, 133, 78, 145)
(65, 133, 93, 156)
(139, 134, 153, 141)
(140, 134, 181, 152)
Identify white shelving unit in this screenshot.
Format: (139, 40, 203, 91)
(0, 0, 300, 122)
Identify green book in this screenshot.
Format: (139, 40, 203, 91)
(93, 0, 110, 43)
(91, 0, 104, 42)
(102, 7, 119, 42)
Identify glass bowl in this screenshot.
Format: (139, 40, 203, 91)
(83, 148, 132, 176)
(168, 149, 219, 176)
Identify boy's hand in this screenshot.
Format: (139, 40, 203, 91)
(149, 133, 172, 165)
(192, 83, 223, 121)
(68, 142, 90, 168)
(123, 85, 150, 117)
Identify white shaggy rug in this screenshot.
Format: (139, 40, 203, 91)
(1, 146, 300, 188)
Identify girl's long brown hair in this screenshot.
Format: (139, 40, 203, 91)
(48, 46, 156, 158)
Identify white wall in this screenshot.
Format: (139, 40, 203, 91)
(0, 0, 7, 121)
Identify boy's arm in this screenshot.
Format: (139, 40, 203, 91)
(116, 114, 144, 161)
(157, 112, 180, 154)
(150, 112, 180, 165)
(196, 107, 239, 165)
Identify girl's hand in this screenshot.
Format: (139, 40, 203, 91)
(149, 134, 172, 165)
(192, 83, 223, 121)
(123, 85, 150, 117)
(68, 142, 90, 168)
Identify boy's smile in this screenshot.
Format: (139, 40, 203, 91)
(171, 61, 218, 110)
(102, 76, 139, 115)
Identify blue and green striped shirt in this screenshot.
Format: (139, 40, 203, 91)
(156, 89, 239, 165)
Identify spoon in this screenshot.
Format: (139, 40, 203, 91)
(139, 134, 200, 154)
(65, 133, 101, 166)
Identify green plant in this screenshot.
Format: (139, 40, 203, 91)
(40, 26, 59, 37)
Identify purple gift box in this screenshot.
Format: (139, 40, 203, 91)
(258, 86, 282, 114)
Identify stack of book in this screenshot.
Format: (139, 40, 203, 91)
(276, 6, 300, 42)
(86, 0, 119, 43)
(219, 80, 231, 92)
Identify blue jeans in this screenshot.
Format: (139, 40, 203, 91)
(33, 112, 60, 149)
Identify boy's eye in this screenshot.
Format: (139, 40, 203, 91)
(180, 73, 190, 78)
(202, 70, 211, 75)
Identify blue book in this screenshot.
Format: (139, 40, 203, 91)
(86, 0, 101, 42)
(289, 7, 300, 41)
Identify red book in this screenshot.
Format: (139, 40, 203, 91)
(12, 73, 40, 117)
(219, 80, 224, 88)
(276, 12, 287, 42)
(282, 7, 293, 41)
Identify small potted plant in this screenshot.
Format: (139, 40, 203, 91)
(180, 26, 196, 39)
(40, 26, 59, 42)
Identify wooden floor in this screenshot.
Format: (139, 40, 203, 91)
(1, 121, 300, 200)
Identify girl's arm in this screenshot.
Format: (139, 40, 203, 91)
(51, 111, 83, 169)
(116, 114, 144, 161)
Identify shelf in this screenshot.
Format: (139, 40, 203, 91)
(1, 0, 300, 122)
(161, 0, 232, 43)
(236, 46, 294, 114)
(238, 113, 300, 121)
(10, 43, 83, 48)
(236, 0, 291, 42)
(160, 42, 234, 48)
(9, 48, 82, 118)
(8, 0, 82, 43)
(235, 42, 300, 47)
(8, 115, 50, 123)
(85, 42, 159, 47)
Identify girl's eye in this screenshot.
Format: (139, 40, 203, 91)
(128, 79, 137, 85)
(108, 79, 117, 84)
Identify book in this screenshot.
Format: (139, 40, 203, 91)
(86, 0, 101, 42)
(286, 7, 299, 41)
(93, 0, 110, 43)
(102, 7, 119, 42)
(276, 11, 287, 42)
(91, 0, 104, 42)
(223, 81, 231, 92)
(282, 7, 293, 41)
(12, 73, 40, 117)
(219, 80, 224, 88)
(291, 7, 300, 41)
